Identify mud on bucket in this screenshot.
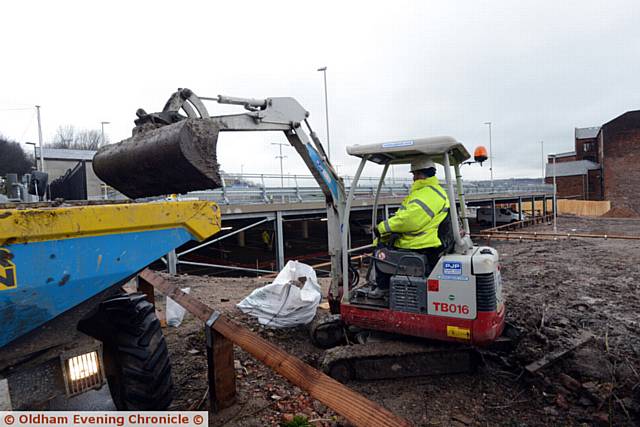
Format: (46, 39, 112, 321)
(93, 118, 223, 199)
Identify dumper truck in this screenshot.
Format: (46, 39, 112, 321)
(0, 200, 221, 409)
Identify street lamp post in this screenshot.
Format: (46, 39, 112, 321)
(540, 140, 545, 184)
(551, 153, 558, 233)
(100, 121, 110, 146)
(317, 66, 331, 161)
(484, 121, 493, 192)
(271, 142, 289, 188)
(36, 105, 44, 172)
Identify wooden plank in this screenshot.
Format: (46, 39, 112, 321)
(482, 230, 640, 241)
(525, 334, 594, 374)
(206, 327, 236, 412)
(136, 276, 155, 306)
(558, 199, 611, 217)
(139, 269, 411, 427)
(519, 199, 611, 217)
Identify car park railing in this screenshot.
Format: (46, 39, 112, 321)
(97, 173, 553, 204)
(179, 173, 554, 205)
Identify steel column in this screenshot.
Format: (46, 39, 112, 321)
(167, 249, 177, 276)
(531, 196, 535, 221)
(491, 198, 497, 228)
(275, 210, 285, 271)
(518, 197, 523, 222)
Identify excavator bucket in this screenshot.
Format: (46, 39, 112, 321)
(93, 119, 223, 198)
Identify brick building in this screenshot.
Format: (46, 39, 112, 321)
(546, 110, 640, 214)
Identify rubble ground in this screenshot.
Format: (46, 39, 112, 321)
(161, 216, 640, 426)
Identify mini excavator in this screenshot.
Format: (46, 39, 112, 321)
(93, 88, 506, 382)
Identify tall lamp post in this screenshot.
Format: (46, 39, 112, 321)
(540, 140, 545, 184)
(100, 121, 110, 146)
(271, 142, 289, 188)
(550, 153, 558, 233)
(36, 105, 44, 172)
(484, 121, 493, 192)
(317, 66, 331, 161)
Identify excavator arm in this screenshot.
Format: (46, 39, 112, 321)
(93, 88, 346, 311)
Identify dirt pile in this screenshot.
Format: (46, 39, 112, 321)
(602, 206, 639, 218)
(493, 234, 640, 425)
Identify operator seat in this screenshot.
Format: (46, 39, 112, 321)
(437, 211, 455, 255)
(371, 210, 455, 289)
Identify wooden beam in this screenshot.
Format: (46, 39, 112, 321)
(525, 334, 594, 374)
(139, 269, 411, 427)
(484, 230, 640, 241)
(136, 275, 155, 306)
(206, 327, 236, 411)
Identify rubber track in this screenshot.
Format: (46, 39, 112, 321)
(321, 340, 476, 381)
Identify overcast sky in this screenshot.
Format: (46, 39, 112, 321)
(1, 0, 639, 182)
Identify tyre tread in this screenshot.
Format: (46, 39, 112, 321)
(100, 292, 173, 410)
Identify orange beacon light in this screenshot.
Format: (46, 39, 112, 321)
(474, 146, 488, 164)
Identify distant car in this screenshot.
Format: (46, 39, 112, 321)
(477, 207, 525, 225)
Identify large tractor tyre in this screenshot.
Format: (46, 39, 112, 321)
(100, 293, 173, 410)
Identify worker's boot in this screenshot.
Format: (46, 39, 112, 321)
(367, 285, 389, 299)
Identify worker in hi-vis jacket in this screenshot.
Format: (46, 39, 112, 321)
(371, 156, 451, 297)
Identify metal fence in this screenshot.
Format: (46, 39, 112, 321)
(97, 172, 553, 204)
(185, 173, 554, 205)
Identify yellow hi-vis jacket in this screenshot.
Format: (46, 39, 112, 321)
(376, 176, 450, 249)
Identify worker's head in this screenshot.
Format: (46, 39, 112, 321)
(410, 156, 436, 181)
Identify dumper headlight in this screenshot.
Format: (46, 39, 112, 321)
(68, 351, 99, 381)
(61, 349, 105, 396)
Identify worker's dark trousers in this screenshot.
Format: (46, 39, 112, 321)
(375, 246, 443, 289)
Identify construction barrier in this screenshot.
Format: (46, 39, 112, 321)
(558, 199, 611, 217)
(518, 199, 610, 217)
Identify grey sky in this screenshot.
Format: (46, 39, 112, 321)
(1, 0, 639, 182)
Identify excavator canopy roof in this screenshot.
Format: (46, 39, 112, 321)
(346, 136, 470, 166)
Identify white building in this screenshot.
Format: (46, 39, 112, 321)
(34, 148, 105, 199)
